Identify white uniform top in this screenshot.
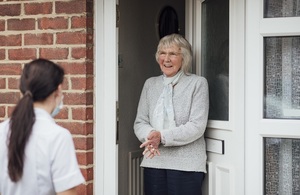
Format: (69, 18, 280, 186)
(0, 108, 85, 195)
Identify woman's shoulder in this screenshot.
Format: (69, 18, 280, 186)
(0, 119, 10, 137)
(0, 119, 10, 127)
(33, 110, 71, 139)
(34, 119, 70, 136)
(182, 73, 208, 84)
(146, 75, 163, 82)
(144, 75, 163, 86)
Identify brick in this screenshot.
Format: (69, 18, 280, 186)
(24, 2, 52, 15)
(56, 0, 86, 14)
(7, 106, 15, 117)
(0, 35, 22, 46)
(60, 62, 88, 75)
(58, 121, 93, 135)
(38, 17, 68, 30)
(8, 48, 36, 60)
(86, 1, 93, 15)
(0, 64, 22, 75)
(77, 181, 93, 195)
(85, 122, 93, 135)
(76, 151, 93, 165)
(71, 47, 93, 60)
(86, 16, 93, 29)
(85, 61, 93, 74)
(57, 31, 87, 45)
(86, 47, 93, 60)
(7, 19, 35, 31)
(71, 77, 93, 90)
(61, 78, 69, 90)
(0, 78, 6, 89)
(80, 167, 93, 181)
(0, 106, 5, 118)
(39, 48, 68, 60)
(73, 137, 93, 150)
(7, 78, 19, 89)
(24, 33, 53, 45)
(70, 77, 86, 90)
(86, 33, 93, 44)
(64, 92, 93, 105)
(71, 16, 87, 28)
(0, 20, 5, 31)
(71, 47, 86, 59)
(72, 107, 93, 120)
(0, 49, 5, 60)
(0, 4, 21, 16)
(0, 92, 20, 104)
(53, 107, 68, 119)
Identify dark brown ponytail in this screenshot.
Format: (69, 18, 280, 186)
(8, 59, 64, 182)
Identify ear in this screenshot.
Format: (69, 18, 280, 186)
(54, 84, 63, 97)
(57, 84, 62, 93)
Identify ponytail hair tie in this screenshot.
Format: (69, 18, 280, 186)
(24, 90, 33, 98)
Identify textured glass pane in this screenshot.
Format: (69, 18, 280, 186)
(265, 138, 300, 195)
(264, 0, 300, 18)
(201, 0, 229, 121)
(264, 37, 300, 119)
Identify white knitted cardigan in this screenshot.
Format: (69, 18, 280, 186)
(134, 73, 209, 172)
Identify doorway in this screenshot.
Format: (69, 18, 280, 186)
(94, 0, 246, 195)
(117, 1, 185, 194)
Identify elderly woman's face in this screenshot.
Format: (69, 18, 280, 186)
(158, 44, 183, 77)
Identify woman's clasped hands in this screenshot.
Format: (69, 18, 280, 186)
(140, 130, 161, 159)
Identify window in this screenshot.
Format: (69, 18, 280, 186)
(201, 0, 229, 121)
(264, 0, 300, 18)
(264, 36, 300, 119)
(265, 138, 300, 195)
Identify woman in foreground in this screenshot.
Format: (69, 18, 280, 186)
(0, 59, 85, 195)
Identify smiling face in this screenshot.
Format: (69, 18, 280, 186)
(157, 44, 183, 77)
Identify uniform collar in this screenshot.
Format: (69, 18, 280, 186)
(34, 108, 55, 123)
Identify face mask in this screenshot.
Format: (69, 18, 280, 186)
(51, 95, 64, 117)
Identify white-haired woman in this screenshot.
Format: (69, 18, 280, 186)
(134, 33, 209, 195)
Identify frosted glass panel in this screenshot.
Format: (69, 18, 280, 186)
(264, 37, 300, 119)
(201, 0, 229, 121)
(264, 0, 300, 18)
(265, 138, 300, 195)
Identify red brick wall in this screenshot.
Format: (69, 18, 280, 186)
(0, 0, 94, 194)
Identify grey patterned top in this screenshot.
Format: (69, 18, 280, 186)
(134, 73, 209, 172)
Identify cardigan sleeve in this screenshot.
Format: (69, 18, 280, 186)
(134, 79, 155, 143)
(160, 77, 209, 146)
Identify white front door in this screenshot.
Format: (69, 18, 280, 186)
(245, 0, 300, 194)
(200, 0, 246, 195)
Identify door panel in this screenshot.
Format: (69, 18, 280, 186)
(118, 1, 185, 194)
(246, 0, 300, 194)
(202, 0, 246, 194)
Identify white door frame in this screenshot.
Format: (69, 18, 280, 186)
(94, 1, 200, 194)
(94, 0, 117, 194)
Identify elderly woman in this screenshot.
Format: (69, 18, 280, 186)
(134, 33, 209, 195)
